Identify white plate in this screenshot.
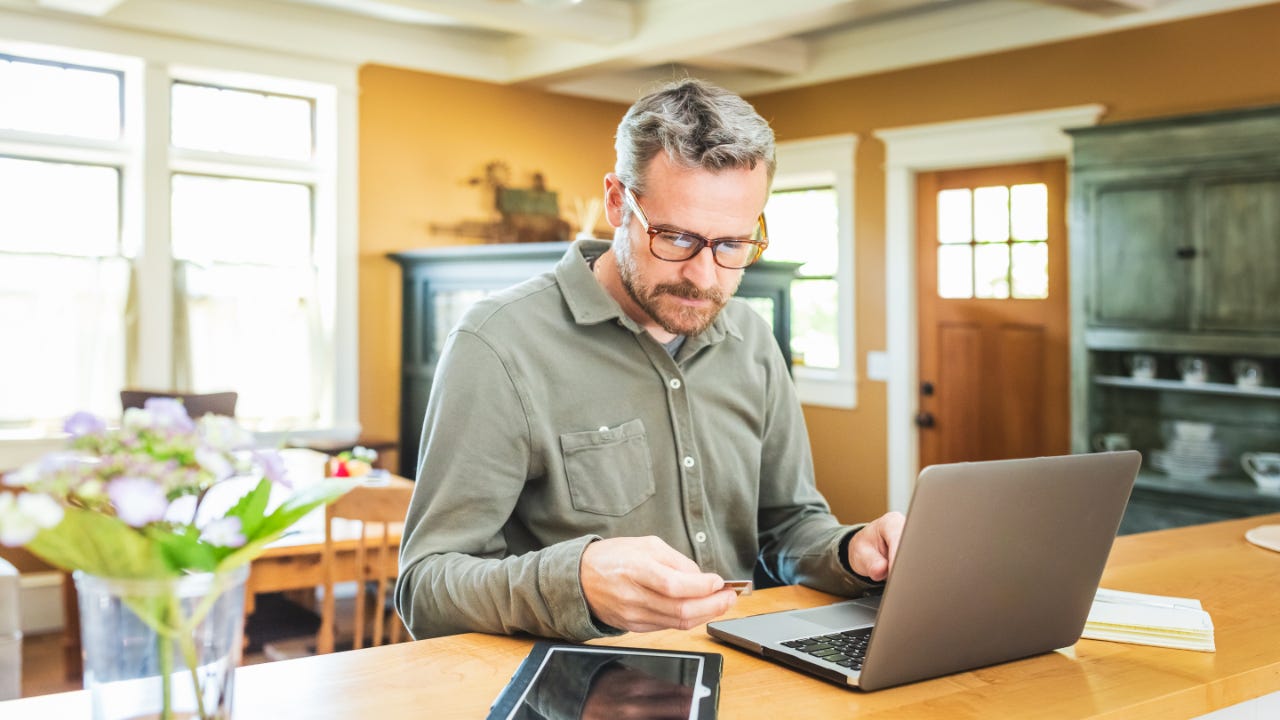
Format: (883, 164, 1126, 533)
(1245, 525, 1280, 553)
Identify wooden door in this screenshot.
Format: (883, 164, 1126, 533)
(917, 161, 1070, 467)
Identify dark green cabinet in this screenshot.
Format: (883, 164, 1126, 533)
(390, 242, 798, 478)
(1069, 105, 1280, 534)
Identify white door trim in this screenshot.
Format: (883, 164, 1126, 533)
(873, 104, 1105, 512)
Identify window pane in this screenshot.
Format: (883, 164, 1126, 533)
(937, 245, 972, 299)
(1011, 183, 1048, 241)
(1012, 241, 1049, 299)
(937, 188, 972, 244)
(973, 185, 1009, 243)
(764, 187, 837, 276)
(0, 56, 121, 140)
(171, 82, 313, 160)
(791, 279, 837, 369)
(0, 256, 128, 425)
(741, 296, 775, 331)
(172, 174, 312, 265)
(974, 244, 1011, 299)
(183, 263, 319, 429)
(0, 157, 119, 255)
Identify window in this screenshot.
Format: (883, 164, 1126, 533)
(766, 136, 857, 408)
(0, 55, 132, 431)
(0, 38, 353, 444)
(936, 183, 1049, 300)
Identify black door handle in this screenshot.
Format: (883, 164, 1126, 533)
(915, 412, 936, 429)
(1175, 247, 1198, 259)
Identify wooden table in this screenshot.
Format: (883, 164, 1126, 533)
(5, 514, 1279, 718)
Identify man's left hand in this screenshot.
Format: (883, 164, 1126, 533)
(847, 511, 905, 582)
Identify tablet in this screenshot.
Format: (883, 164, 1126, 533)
(486, 642, 722, 719)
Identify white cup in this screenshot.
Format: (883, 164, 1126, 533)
(1092, 433, 1131, 452)
(1178, 356, 1208, 384)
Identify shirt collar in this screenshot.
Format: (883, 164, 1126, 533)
(555, 239, 740, 344)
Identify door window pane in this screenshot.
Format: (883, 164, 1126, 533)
(0, 55, 122, 140)
(973, 186, 1010, 243)
(0, 157, 119, 256)
(171, 82, 313, 160)
(171, 174, 312, 265)
(1011, 183, 1048, 240)
(938, 245, 972, 299)
(974, 244, 1010, 299)
(937, 188, 972, 244)
(1011, 241, 1049, 299)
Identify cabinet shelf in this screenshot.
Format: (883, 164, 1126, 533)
(1094, 374, 1280, 399)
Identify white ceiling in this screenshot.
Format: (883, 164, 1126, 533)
(5, 0, 1276, 101)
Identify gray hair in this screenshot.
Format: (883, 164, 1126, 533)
(614, 78, 775, 195)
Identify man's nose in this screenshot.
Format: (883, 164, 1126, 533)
(681, 245, 719, 287)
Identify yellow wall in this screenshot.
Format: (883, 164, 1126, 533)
(749, 3, 1280, 522)
(359, 5, 1280, 521)
(358, 67, 626, 455)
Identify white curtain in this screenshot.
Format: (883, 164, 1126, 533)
(174, 260, 324, 431)
(0, 255, 129, 429)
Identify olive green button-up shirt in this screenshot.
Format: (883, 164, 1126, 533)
(395, 240, 876, 642)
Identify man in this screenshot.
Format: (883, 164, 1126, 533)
(395, 78, 904, 642)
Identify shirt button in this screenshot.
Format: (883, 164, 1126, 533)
(694, 531, 708, 543)
(683, 456, 695, 468)
(668, 378, 682, 390)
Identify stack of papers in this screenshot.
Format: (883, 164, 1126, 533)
(1082, 588, 1215, 652)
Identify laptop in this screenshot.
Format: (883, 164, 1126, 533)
(707, 451, 1141, 691)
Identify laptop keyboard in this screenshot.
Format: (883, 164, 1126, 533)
(781, 627, 872, 671)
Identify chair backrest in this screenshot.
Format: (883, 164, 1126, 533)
(317, 482, 415, 654)
(120, 389, 238, 418)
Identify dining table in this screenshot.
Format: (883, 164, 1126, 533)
(5, 512, 1279, 718)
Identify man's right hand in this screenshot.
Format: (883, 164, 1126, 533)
(579, 536, 738, 633)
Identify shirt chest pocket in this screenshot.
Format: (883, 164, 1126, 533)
(559, 418, 655, 516)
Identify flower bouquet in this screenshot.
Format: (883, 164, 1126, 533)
(0, 399, 353, 720)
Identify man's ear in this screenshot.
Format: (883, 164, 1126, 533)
(603, 174, 625, 229)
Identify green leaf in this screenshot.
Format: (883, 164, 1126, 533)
(215, 479, 354, 574)
(25, 507, 174, 578)
(222, 477, 273, 540)
(147, 525, 218, 573)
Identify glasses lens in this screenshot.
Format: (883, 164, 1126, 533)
(650, 230, 703, 261)
(713, 241, 761, 269)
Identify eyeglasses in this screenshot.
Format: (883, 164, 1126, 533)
(622, 185, 768, 269)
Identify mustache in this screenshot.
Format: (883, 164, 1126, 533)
(653, 281, 726, 304)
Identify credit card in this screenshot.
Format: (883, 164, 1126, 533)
(724, 580, 753, 596)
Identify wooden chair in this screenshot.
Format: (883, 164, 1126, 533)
(120, 389, 239, 418)
(317, 483, 415, 654)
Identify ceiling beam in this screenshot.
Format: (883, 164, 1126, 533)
(503, 0, 925, 84)
(35, 0, 127, 15)
(686, 37, 810, 76)
(282, 0, 634, 44)
(1038, 0, 1164, 16)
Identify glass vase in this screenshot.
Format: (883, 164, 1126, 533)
(74, 566, 249, 720)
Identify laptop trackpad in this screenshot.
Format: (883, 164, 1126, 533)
(790, 601, 878, 630)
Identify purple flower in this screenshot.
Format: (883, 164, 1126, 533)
(142, 398, 196, 433)
(252, 450, 291, 489)
(198, 517, 245, 548)
(63, 412, 106, 438)
(107, 477, 169, 527)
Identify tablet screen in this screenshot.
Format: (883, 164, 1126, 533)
(492, 644, 718, 720)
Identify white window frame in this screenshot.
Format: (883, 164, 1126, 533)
(0, 15, 359, 469)
(772, 135, 858, 409)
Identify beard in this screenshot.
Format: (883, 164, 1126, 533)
(614, 234, 735, 337)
